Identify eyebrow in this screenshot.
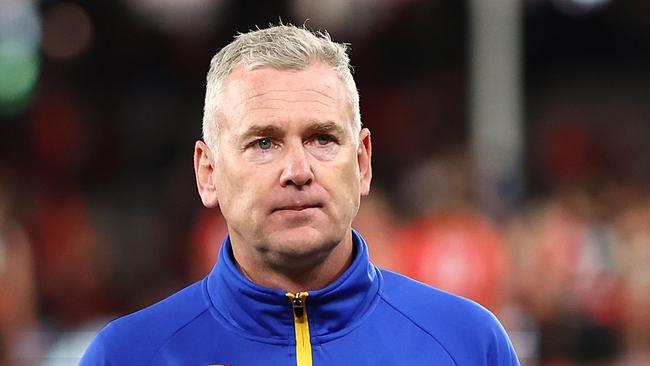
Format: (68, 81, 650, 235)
(239, 125, 284, 142)
(306, 121, 346, 137)
(239, 121, 347, 142)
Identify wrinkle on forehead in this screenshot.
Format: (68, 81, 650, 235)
(242, 94, 337, 109)
(230, 90, 343, 128)
(226, 63, 342, 98)
(244, 87, 337, 103)
(222, 65, 350, 124)
(230, 86, 342, 113)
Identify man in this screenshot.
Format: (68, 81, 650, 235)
(81, 24, 520, 365)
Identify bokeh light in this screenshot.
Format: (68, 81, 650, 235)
(0, 49, 39, 116)
(550, 0, 612, 15)
(41, 2, 94, 60)
(291, 0, 399, 38)
(0, 0, 41, 116)
(122, 0, 226, 37)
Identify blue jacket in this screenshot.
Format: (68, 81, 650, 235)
(80, 230, 520, 365)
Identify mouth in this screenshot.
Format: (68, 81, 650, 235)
(272, 203, 323, 212)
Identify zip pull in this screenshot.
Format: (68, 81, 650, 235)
(287, 292, 307, 318)
(291, 292, 304, 317)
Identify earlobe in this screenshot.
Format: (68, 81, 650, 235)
(358, 128, 373, 196)
(194, 140, 220, 208)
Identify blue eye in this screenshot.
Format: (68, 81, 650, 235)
(258, 138, 273, 150)
(315, 135, 332, 145)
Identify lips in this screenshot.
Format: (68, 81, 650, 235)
(271, 202, 323, 213)
(279, 206, 309, 211)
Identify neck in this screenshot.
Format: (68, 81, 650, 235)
(231, 231, 355, 293)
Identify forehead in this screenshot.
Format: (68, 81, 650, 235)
(219, 63, 353, 131)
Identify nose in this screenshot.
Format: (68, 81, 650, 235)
(280, 143, 314, 188)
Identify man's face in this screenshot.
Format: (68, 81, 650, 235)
(196, 63, 371, 269)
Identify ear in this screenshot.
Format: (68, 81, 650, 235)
(357, 128, 372, 196)
(194, 140, 219, 208)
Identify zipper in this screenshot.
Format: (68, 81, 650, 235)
(286, 292, 312, 366)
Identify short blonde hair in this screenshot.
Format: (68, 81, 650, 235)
(202, 24, 361, 151)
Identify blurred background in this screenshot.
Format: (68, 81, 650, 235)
(0, 0, 649, 365)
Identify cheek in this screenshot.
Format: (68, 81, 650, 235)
(320, 158, 361, 202)
(236, 169, 277, 209)
(215, 164, 259, 211)
(342, 154, 362, 186)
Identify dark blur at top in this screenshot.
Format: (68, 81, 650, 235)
(0, 0, 648, 365)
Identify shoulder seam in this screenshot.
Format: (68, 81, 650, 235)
(145, 306, 211, 366)
(378, 293, 459, 366)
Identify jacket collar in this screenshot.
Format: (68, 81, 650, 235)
(206, 230, 381, 342)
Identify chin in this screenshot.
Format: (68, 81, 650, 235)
(267, 226, 338, 257)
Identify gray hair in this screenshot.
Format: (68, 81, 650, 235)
(201, 24, 361, 151)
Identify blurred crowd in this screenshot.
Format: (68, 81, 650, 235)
(2, 136, 649, 366)
(1, 0, 649, 365)
(356, 166, 650, 366)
